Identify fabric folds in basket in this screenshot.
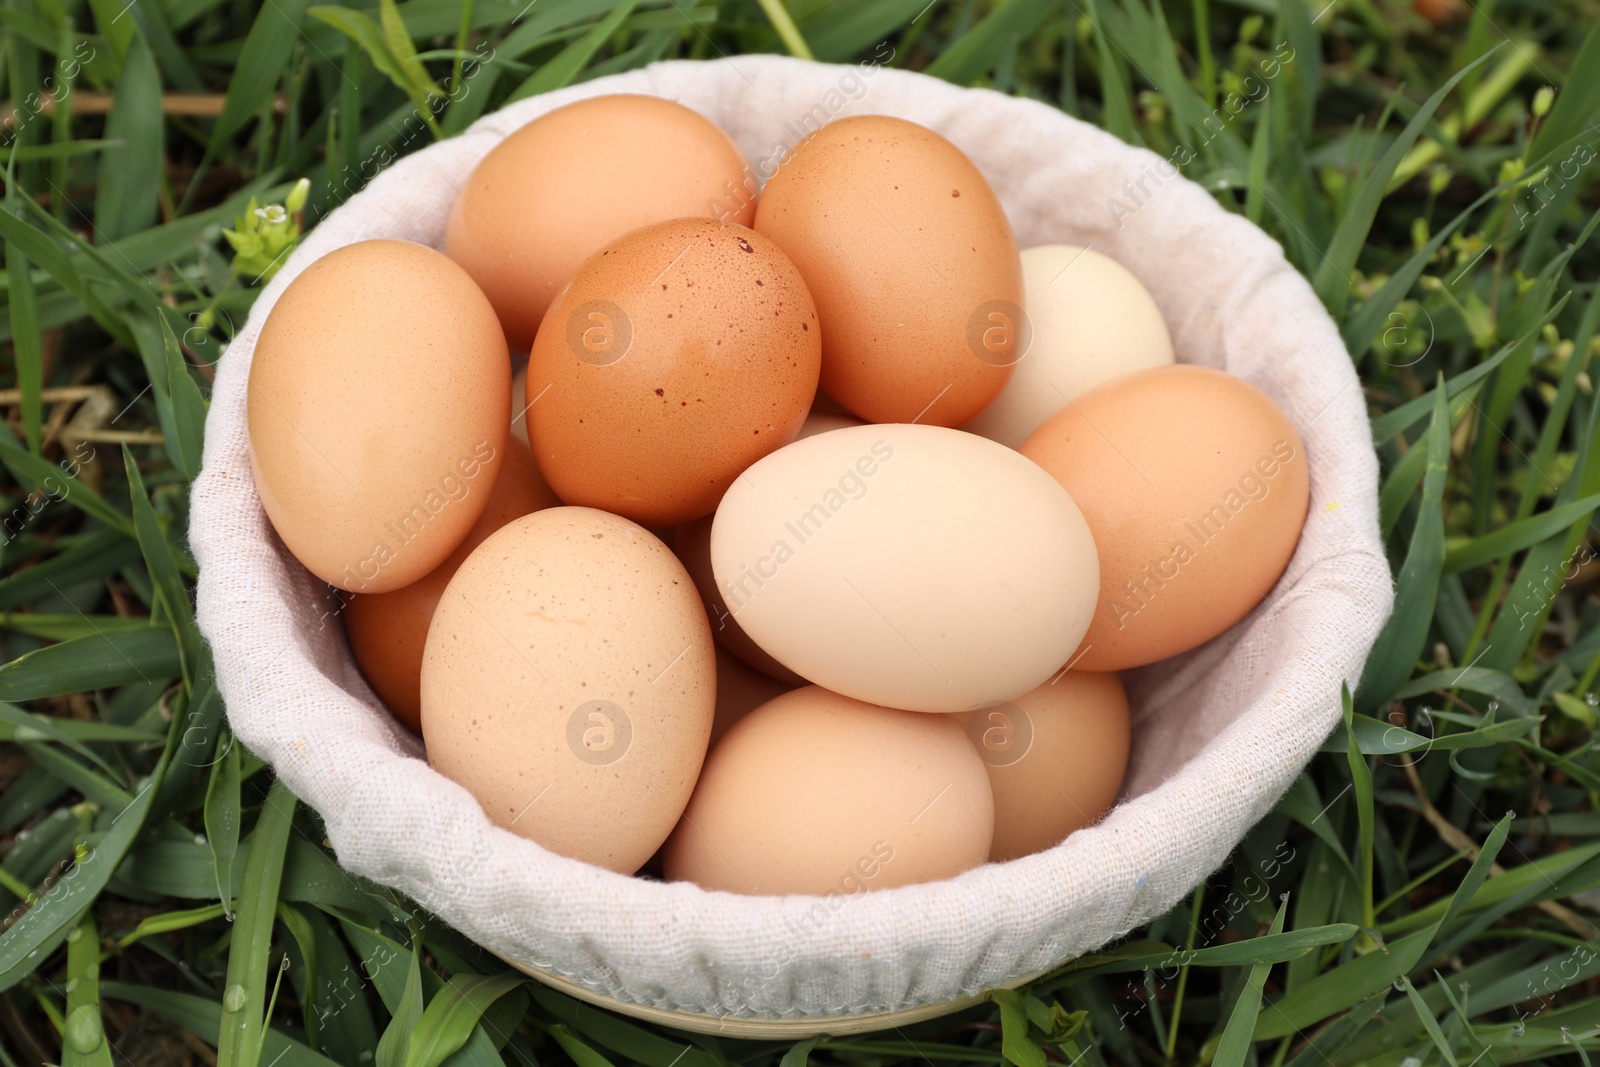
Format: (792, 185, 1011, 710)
(190, 54, 1393, 1021)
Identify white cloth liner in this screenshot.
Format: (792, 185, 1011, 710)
(190, 55, 1393, 1020)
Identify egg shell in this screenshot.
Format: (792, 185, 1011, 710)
(421, 506, 715, 874)
(672, 409, 863, 685)
(754, 115, 1022, 427)
(510, 361, 530, 446)
(710, 647, 794, 744)
(527, 218, 821, 527)
(445, 95, 756, 351)
(1019, 365, 1309, 671)
(710, 423, 1099, 712)
(343, 439, 558, 732)
(248, 240, 509, 593)
(966, 671, 1129, 862)
(963, 245, 1175, 448)
(675, 515, 804, 685)
(662, 686, 993, 894)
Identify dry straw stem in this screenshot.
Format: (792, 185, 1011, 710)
(1, 92, 288, 129)
(1401, 758, 1597, 940)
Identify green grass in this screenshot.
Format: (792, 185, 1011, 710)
(2, 0, 1599, 1063)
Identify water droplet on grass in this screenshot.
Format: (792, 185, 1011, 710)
(223, 984, 248, 1013)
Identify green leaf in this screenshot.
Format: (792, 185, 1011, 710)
(4, 202, 43, 456)
(0, 435, 136, 537)
(62, 913, 113, 1067)
(117, 902, 230, 948)
(1444, 493, 1600, 573)
(508, 2, 637, 102)
(1357, 377, 1450, 708)
(1344, 686, 1377, 931)
(0, 761, 163, 992)
(377, 938, 427, 1067)
(527, 984, 720, 1067)
(0, 628, 181, 700)
(309, 4, 440, 136)
(779, 1037, 822, 1067)
(403, 971, 525, 1067)
(1528, 22, 1600, 163)
(1255, 814, 1512, 1038)
(217, 777, 299, 1067)
(548, 1025, 617, 1067)
(101, 983, 345, 1066)
(125, 442, 203, 680)
(205, 730, 242, 910)
(0, 531, 142, 612)
(212, 0, 315, 147)
(161, 313, 209, 482)
(0, 613, 164, 642)
(924, 0, 1057, 85)
(0, 208, 134, 347)
(992, 989, 1046, 1067)
(1213, 896, 1287, 1067)
(379, 0, 438, 102)
(1313, 46, 1501, 314)
(96, 38, 163, 241)
(1399, 975, 1460, 1067)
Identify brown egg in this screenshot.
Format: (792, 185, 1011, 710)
(966, 672, 1129, 862)
(754, 115, 1022, 426)
(248, 240, 509, 593)
(671, 410, 859, 685)
(343, 439, 558, 732)
(1019, 365, 1309, 671)
(675, 515, 804, 685)
(422, 507, 714, 874)
(710, 647, 794, 744)
(527, 218, 820, 527)
(445, 95, 756, 351)
(509, 361, 530, 447)
(663, 686, 993, 894)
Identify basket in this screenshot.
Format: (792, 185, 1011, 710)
(190, 54, 1393, 1034)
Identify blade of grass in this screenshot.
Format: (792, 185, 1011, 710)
(755, 0, 814, 59)
(403, 971, 525, 1067)
(1528, 22, 1600, 162)
(3, 193, 43, 456)
(1357, 377, 1451, 708)
(1444, 493, 1600, 573)
(0, 755, 164, 992)
(507, 2, 638, 101)
(925, 0, 1057, 86)
(62, 912, 112, 1067)
(101, 983, 344, 1066)
(95, 38, 162, 242)
(0, 435, 135, 537)
(205, 731, 242, 913)
(1313, 46, 1501, 315)
(0, 629, 181, 700)
(1213, 897, 1288, 1067)
(376, 936, 426, 1067)
(217, 776, 298, 1067)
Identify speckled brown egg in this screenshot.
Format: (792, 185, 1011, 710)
(421, 506, 714, 874)
(248, 240, 509, 593)
(343, 438, 558, 732)
(663, 686, 993, 894)
(967, 671, 1130, 862)
(526, 218, 821, 527)
(754, 115, 1022, 426)
(445, 95, 756, 352)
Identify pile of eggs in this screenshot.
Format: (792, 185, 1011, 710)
(247, 95, 1309, 896)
